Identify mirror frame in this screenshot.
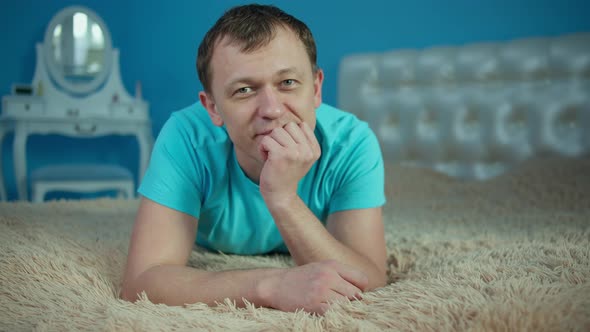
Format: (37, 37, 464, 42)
(43, 6, 113, 95)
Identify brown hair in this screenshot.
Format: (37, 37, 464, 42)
(197, 4, 318, 93)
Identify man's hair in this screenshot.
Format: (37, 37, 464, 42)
(197, 4, 318, 93)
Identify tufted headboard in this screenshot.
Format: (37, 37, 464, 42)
(338, 33, 590, 179)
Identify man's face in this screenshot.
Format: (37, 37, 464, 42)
(200, 27, 323, 168)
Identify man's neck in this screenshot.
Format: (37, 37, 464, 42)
(235, 149, 263, 184)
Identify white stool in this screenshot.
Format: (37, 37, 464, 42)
(30, 164, 135, 203)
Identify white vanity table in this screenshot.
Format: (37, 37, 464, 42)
(0, 6, 153, 201)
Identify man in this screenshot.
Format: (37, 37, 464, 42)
(121, 4, 387, 315)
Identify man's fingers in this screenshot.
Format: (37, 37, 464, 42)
(259, 136, 282, 160)
(283, 122, 307, 144)
(315, 288, 359, 315)
(332, 280, 363, 300)
(270, 127, 296, 148)
(265, 123, 317, 161)
(300, 122, 320, 155)
(317, 302, 331, 315)
(316, 290, 346, 315)
(334, 263, 369, 292)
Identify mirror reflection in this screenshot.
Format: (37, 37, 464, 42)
(51, 11, 105, 83)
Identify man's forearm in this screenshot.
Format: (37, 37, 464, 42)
(121, 264, 280, 307)
(266, 196, 387, 289)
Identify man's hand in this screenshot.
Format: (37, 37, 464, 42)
(258, 122, 320, 204)
(259, 260, 368, 315)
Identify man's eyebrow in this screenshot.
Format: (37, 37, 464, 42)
(226, 76, 257, 88)
(224, 67, 304, 92)
(276, 67, 302, 77)
(224, 77, 258, 95)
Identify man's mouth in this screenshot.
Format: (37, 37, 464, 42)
(255, 129, 273, 137)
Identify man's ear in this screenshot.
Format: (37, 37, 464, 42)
(199, 91, 224, 127)
(313, 69, 324, 109)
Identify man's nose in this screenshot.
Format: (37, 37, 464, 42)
(257, 87, 284, 119)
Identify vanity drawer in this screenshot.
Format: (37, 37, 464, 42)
(46, 121, 107, 137)
(72, 122, 101, 135)
(109, 102, 149, 120)
(2, 96, 45, 118)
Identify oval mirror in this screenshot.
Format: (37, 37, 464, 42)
(43, 6, 112, 95)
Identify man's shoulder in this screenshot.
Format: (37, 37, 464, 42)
(162, 102, 229, 147)
(316, 103, 373, 143)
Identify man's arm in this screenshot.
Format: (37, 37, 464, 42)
(326, 208, 387, 287)
(121, 197, 259, 306)
(258, 122, 388, 290)
(266, 197, 388, 290)
(121, 197, 368, 314)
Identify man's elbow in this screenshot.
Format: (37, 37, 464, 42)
(119, 283, 137, 302)
(120, 275, 147, 303)
(366, 269, 388, 290)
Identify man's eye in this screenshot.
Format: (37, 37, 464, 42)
(235, 87, 252, 94)
(281, 79, 298, 89)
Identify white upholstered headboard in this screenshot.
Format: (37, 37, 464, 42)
(338, 33, 590, 179)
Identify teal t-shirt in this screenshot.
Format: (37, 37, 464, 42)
(138, 102, 386, 255)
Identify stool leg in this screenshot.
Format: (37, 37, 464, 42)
(125, 183, 135, 199)
(32, 184, 46, 203)
(116, 190, 125, 199)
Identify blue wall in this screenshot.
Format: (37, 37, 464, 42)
(1, 0, 589, 200)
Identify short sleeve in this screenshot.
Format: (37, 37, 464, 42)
(328, 126, 386, 214)
(138, 115, 203, 218)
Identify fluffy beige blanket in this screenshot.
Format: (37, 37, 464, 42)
(1, 157, 589, 331)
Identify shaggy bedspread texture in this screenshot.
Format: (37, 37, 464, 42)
(1, 157, 589, 331)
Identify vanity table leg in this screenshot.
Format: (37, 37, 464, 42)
(13, 126, 29, 201)
(0, 124, 7, 201)
(136, 129, 153, 189)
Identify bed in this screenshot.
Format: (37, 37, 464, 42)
(339, 32, 590, 180)
(1, 33, 589, 331)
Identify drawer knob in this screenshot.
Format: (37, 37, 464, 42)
(75, 123, 97, 134)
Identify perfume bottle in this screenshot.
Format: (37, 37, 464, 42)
(37, 81, 44, 96)
(135, 80, 142, 100)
